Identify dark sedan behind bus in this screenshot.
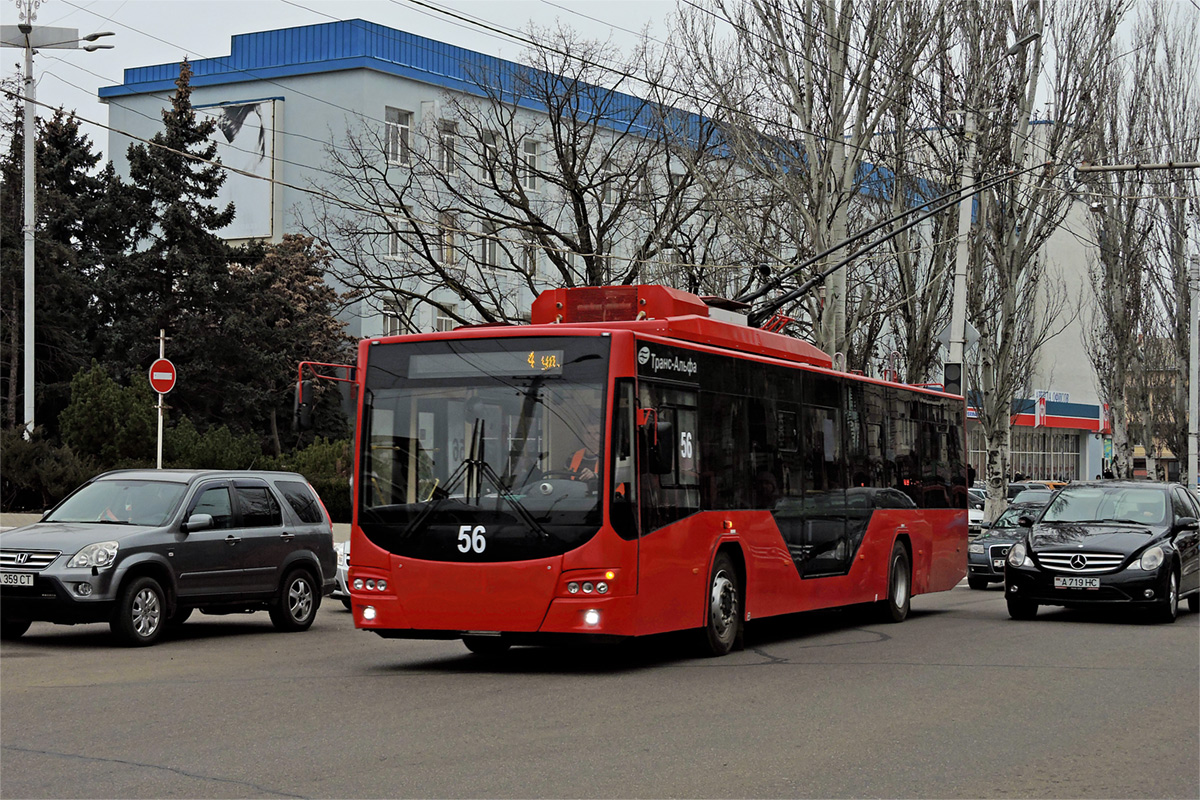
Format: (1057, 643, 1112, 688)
(1004, 481, 1200, 622)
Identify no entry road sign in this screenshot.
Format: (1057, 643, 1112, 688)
(149, 358, 177, 394)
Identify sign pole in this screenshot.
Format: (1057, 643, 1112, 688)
(148, 332, 177, 470)
(157, 330, 165, 469)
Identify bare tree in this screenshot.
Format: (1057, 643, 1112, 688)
(1083, 0, 1198, 480)
(675, 0, 942, 359)
(1144, 0, 1199, 480)
(953, 0, 1125, 515)
(301, 25, 729, 328)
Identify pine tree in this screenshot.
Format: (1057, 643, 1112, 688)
(0, 99, 118, 434)
(96, 59, 236, 426)
(225, 235, 353, 455)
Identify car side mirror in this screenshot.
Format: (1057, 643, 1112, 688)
(637, 408, 674, 475)
(1017, 515, 1035, 528)
(1173, 516, 1198, 533)
(182, 513, 214, 533)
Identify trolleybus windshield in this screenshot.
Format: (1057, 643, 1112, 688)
(358, 336, 610, 562)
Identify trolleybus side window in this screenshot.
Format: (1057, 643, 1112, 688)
(639, 382, 700, 531)
(610, 379, 638, 540)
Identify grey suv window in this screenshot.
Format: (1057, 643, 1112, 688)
(236, 485, 283, 527)
(192, 486, 234, 529)
(277, 480, 324, 524)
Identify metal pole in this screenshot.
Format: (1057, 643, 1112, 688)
(1190, 255, 1198, 489)
(157, 330, 165, 470)
(947, 110, 976, 369)
(22, 31, 34, 437)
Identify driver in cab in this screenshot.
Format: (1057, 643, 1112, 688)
(567, 418, 601, 481)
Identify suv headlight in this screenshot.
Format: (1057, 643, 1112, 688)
(67, 541, 119, 569)
(1135, 545, 1164, 571)
(1007, 542, 1028, 568)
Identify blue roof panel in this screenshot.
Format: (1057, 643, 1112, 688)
(99, 19, 513, 98)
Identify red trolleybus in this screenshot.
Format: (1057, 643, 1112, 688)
(330, 285, 967, 656)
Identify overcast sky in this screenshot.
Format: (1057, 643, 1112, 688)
(3, 0, 673, 157)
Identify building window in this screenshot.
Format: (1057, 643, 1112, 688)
(382, 298, 407, 336)
(599, 157, 614, 207)
(435, 304, 457, 332)
(637, 165, 653, 203)
(480, 130, 499, 178)
(386, 210, 415, 261)
(522, 231, 540, 275)
(439, 122, 458, 174)
(522, 140, 539, 191)
(481, 219, 501, 270)
(385, 107, 411, 165)
(439, 212, 458, 264)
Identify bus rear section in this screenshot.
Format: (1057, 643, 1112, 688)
(342, 286, 967, 655)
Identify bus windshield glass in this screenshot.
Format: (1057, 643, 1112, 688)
(359, 336, 610, 562)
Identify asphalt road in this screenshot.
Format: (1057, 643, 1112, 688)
(2, 583, 1197, 799)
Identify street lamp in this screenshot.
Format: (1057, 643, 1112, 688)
(1, 1, 113, 437)
(945, 29, 1041, 396)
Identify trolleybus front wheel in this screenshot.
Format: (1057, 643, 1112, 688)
(463, 635, 511, 655)
(703, 552, 743, 656)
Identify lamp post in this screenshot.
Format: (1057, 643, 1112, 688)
(945, 30, 1041, 396)
(1, 1, 113, 437)
(1190, 254, 1198, 489)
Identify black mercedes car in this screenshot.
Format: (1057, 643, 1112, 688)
(1004, 481, 1200, 622)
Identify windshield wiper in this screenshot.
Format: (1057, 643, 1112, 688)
(400, 419, 551, 541)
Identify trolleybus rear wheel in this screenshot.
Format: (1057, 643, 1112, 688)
(877, 541, 911, 623)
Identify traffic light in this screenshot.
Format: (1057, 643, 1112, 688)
(943, 362, 963, 396)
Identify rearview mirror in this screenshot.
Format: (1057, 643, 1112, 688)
(294, 379, 313, 431)
(646, 420, 674, 475)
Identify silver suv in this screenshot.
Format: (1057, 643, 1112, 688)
(0, 469, 336, 646)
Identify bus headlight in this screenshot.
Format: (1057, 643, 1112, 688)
(583, 609, 600, 626)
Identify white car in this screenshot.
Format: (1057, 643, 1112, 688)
(967, 491, 986, 537)
(333, 539, 351, 609)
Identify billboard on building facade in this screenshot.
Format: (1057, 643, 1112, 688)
(201, 100, 275, 239)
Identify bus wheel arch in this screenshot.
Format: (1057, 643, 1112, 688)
(703, 545, 745, 656)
